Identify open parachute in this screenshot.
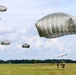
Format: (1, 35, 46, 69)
(1, 40, 10, 45)
(0, 5, 7, 12)
(22, 43, 30, 48)
(35, 13, 76, 38)
(57, 53, 67, 58)
(1, 40, 10, 52)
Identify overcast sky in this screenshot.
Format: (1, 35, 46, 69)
(0, 0, 76, 60)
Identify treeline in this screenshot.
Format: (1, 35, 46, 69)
(0, 59, 76, 64)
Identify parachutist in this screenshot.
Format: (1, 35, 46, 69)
(61, 62, 65, 69)
(57, 63, 59, 69)
(1, 40, 10, 53)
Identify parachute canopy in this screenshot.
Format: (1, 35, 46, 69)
(1, 40, 10, 45)
(35, 13, 76, 38)
(57, 53, 67, 58)
(0, 5, 7, 12)
(22, 44, 30, 48)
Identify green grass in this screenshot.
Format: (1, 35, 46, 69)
(0, 63, 76, 75)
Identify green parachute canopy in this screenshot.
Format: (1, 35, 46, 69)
(35, 13, 76, 38)
(0, 5, 7, 12)
(1, 40, 10, 45)
(22, 43, 30, 48)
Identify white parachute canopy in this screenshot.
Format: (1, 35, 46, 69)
(57, 53, 67, 58)
(35, 13, 76, 38)
(0, 5, 7, 12)
(1, 40, 10, 45)
(22, 43, 30, 48)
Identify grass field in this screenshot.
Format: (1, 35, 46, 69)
(0, 63, 76, 75)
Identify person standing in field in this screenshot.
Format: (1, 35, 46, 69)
(61, 62, 65, 69)
(57, 63, 59, 69)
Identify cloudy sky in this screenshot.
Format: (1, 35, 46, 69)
(0, 0, 76, 60)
